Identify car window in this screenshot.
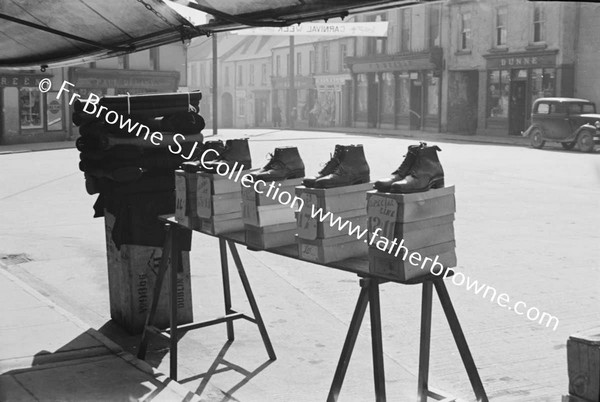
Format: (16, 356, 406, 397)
(582, 103, 596, 113)
(536, 103, 550, 114)
(567, 103, 582, 114)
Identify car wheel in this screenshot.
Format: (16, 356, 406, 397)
(530, 128, 545, 149)
(577, 130, 595, 152)
(561, 141, 576, 150)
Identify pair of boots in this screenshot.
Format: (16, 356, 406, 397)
(181, 139, 250, 173)
(303, 144, 370, 189)
(374, 143, 445, 194)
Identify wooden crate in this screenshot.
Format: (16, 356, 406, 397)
(197, 211, 244, 235)
(105, 211, 193, 334)
(296, 208, 366, 240)
(245, 222, 297, 250)
(368, 241, 457, 281)
(568, 328, 600, 402)
(366, 186, 455, 225)
(297, 235, 367, 264)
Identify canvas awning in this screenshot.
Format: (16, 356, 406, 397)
(0, 0, 422, 69)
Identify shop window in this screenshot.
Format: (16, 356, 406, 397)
(487, 69, 509, 118)
(400, 8, 412, 52)
(427, 72, 439, 116)
(20, 87, 43, 129)
(356, 74, 368, 115)
(533, 4, 545, 43)
(459, 12, 472, 51)
(495, 7, 507, 47)
(381, 73, 394, 115)
(395, 74, 410, 116)
(531, 68, 555, 102)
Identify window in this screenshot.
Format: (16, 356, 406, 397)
(237, 97, 245, 116)
(427, 73, 439, 116)
(367, 13, 387, 55)
(276, 55, 281, 76)
(356, 74, 368, 114)
(117, 55, 129, 69)
(149, 48, 159, 70)
(224, 66, 230, 86)
(322, 44, 330, 73)
(261, 63, 267, 85)
(536, 103, 550, 114)
(381, 73, 394, 115)
(582, 103, 596, 114)
(249, 64, 255, 86)
(396, 73, 410, 115)
(400, 9, 412, 52)
(487, 69, 509, 118)
(309, 50, 315, 74)
(496, 7, 507, 47)
(296, 52, 302, 75)
(460, 12, 471, 51)
(237, 65, 243, 85)
(429, 5, 441, 48)
(20, 87, 43, 129)
(340, 44, 347, 71)
(533, 4, 545, 42)
(531, 68, 555, 102)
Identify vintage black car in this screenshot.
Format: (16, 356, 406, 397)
(524, 97, 600, 152)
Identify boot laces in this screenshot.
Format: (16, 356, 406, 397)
(318, 153, 341, 175)
(263, 152, 284, 169)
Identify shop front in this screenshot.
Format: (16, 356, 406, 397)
(0, 69, 69, 145)
(483, 50, 566, 136)
(347, 48, 443, 131)
(272, 76, 316, 127)
(313, 74, 351, 128)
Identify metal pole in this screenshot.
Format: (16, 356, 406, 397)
(212, 32, 218, 135)
(288, 36, 295, 129)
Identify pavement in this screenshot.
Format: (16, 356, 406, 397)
(0, 266, 221, 402)
(0, 128, 598, 401)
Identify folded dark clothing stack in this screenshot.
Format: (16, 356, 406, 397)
(74, 91, 204, 249)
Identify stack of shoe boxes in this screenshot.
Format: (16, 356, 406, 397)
(242, 178, 303, 249)
(295, 183, 372, 264)
(366, 186, 457, 281)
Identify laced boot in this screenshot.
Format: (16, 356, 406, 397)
(390, 144, 445, 194)
(374, 143, 425, 192)
(200, 138, 252, 173)
(302, 144, 345, 187)
(251, 147, 305, 181)
(313, 144, 370, 188)
(180, 140, 225, 172)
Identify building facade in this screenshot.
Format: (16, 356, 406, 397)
(1, 43, 187, 145)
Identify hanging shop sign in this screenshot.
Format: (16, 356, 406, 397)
(232, 22, 389, 37)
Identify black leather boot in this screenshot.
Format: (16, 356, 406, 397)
(180, 140, 226, 172)
(374, 143, 424, 192)
(390, 144, 444, 194)
(313, 144, 370, 188)
(251, 147, 305, 181)
(302, 144, 345, 187)
(200, 138, 251, 173)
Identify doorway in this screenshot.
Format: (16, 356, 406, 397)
(509, 81, 527, 135)
(409, 78, 422, 130)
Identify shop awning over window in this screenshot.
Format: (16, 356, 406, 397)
(0, 0, 420, 69)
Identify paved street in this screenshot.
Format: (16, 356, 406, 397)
(0, 129, 599, 401)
